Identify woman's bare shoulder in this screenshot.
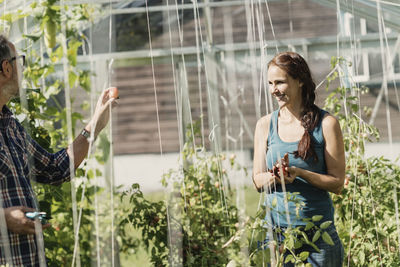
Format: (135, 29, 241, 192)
(321, 113, 342, 138)
(256, 113, 272, 127)
(255, 113, 273, 138)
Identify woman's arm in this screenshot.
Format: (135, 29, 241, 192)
(284, 114, 345, 194)
(252, 114, 276, 192)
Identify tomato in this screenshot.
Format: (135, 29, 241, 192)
(108, 87, 119, 99)
(214, 181, 220, 188)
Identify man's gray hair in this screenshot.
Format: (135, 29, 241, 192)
(0, 35, 11, 62)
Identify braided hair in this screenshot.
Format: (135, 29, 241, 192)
(268, 52, 320, 161)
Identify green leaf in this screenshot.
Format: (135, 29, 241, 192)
(312, 215, 323, 222)
(67, 39, 82, 66)
(23, 34, 42, 42)
(51, 46, 63, 62)
(68, 71, 77, 88)
(312, 230, 321, 243)
(322, 231, 334, 246)
(285, 254, 294, 263)
(304, 222, 314, 231)
(319, 221, 332, 230)
(299, 251, 309, 261)
(359, 250, 365, 265)
(272, 197, 277, 207)
(294, 239, 303, 249)
(287, 236, 294, 248)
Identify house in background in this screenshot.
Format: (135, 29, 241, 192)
(83, 0, 399, 191)
(7, 0, 398, 192)
(84, 0, 397, 191)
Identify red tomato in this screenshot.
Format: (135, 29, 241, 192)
(108, 87, 119, 99)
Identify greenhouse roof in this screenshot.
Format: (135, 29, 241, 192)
(313, 0, 400, 31)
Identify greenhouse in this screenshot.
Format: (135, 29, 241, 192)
(0, 0, 399, 266)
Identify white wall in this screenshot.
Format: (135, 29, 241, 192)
(113, 150, 253, 192)
(113, 143, 400, 192)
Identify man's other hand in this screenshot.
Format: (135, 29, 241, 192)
(4, 206, 50, 235)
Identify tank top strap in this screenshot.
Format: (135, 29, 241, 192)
(310, 108, 328, 145)
(267, 109, 279, 144)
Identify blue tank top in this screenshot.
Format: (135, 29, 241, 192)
(264, 108, 334, 227)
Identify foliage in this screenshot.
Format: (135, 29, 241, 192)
(242, 196, 335, 266)
(120, 184, 168, 266)
(3, 2, 400, 266)
(120, 123, 243, 266)
(326, 56, 400, 266)
(1, 2, 132, 266)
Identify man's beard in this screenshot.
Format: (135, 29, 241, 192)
(2, 74, 19, 99)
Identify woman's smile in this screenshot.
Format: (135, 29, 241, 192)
(273, 91, 287, 102)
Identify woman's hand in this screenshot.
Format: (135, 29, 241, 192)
(283, 166, 299, 183)
(270, 153, 297, 184)
(273, 169, 296, 184)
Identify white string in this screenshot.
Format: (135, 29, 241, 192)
(0, 200, 12, 264)
(24, 2, 47, 263)
(376, 0, 393, 146)
(192, 0, 230, 220)
(347, 3, 367, 264)
(107, 2, 116, 266)
(361, 123, 384, 267)
(172, 0, 197, 151)
(192, 0, 205, 148)
(87, 21, 101, 266)
(144, 0, 163, 156)
(375, 0, 399, 260)
(393, 188, 400, 255)
(336, 0, 343, 58)
(245, 0, 261, 120)
(59, 1, 80, 266)
(164, 2, 185, 259)
(263, 0, 278, 53)
(315, 65, 339, 90)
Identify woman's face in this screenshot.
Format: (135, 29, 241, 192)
(267, 65, 303, 108)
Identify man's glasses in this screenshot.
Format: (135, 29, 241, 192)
(0, 55, 26, 72)
(9, 55, 26, 67)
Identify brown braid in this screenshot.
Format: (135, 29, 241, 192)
(268, 52, 320, 161)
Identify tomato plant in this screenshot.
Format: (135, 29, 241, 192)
(120, 122, 243, 266)
(326, 57, 400, 266)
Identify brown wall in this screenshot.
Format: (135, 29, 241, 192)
(111, 0, 399, 155)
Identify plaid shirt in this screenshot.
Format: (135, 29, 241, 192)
(0, 106, 70, 266)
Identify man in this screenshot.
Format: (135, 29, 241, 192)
(0, 35, 117, 266)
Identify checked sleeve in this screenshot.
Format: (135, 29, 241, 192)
(14, 121, 72, 185)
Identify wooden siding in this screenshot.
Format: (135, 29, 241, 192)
(111, 0, 399, 155)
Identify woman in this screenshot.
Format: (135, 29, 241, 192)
(252, 52, 345, 266)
